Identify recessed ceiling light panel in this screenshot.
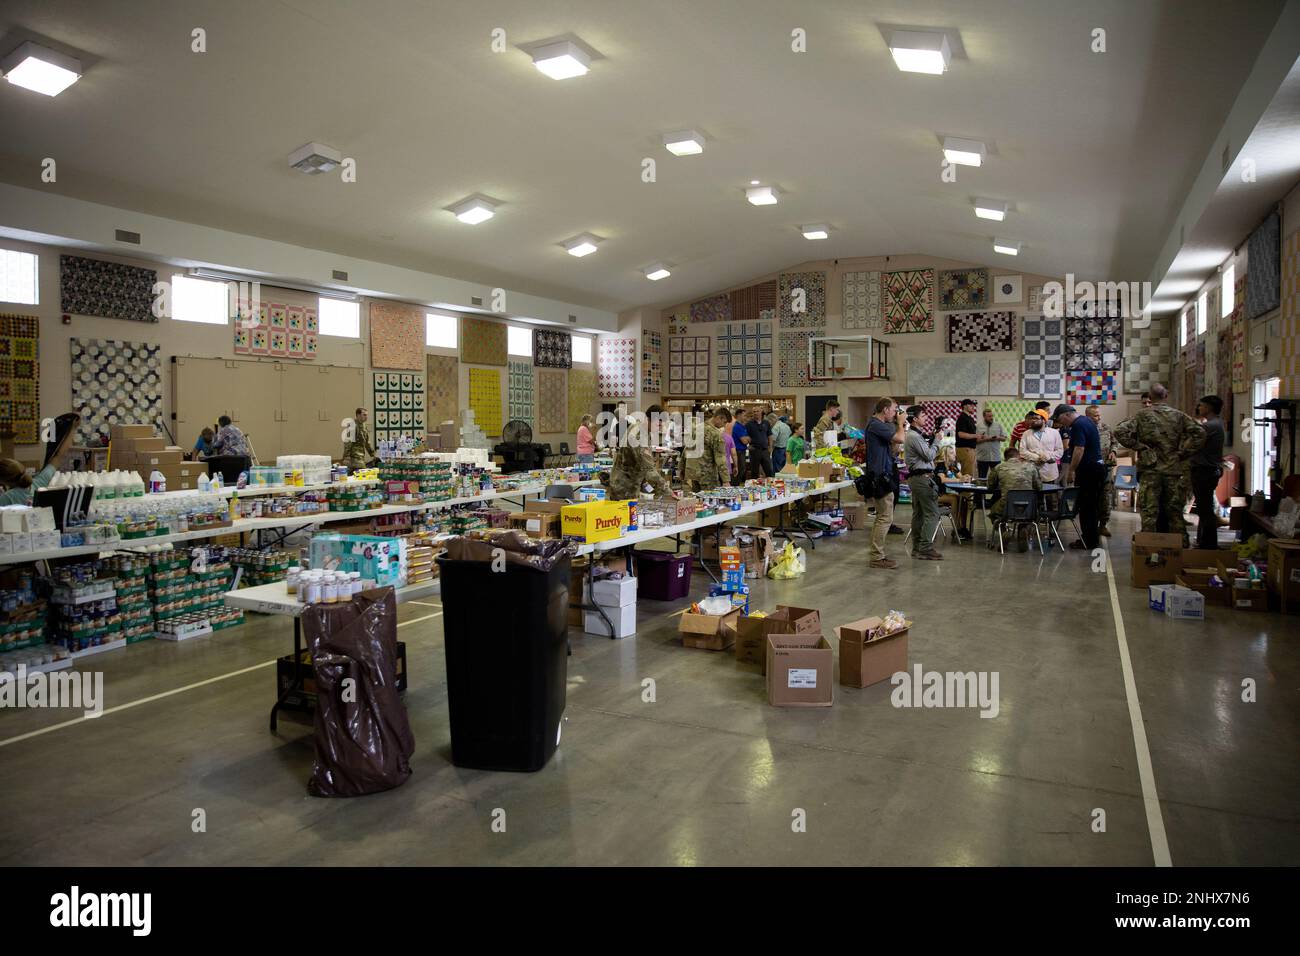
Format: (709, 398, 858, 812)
(746, 185, 780, 206)
(974, 198, 1007, 221)
(662, 129, 705, 156)
(993, 238, 1021, 256)
(450, 196, 498, 224)
(643, 263, 672, 281)
(288, 141, 342, 175)
(531, 39, 591, 79)
(1, 40, 82, 96)
(889, 30, 951, 74)
(562, 233, 603, 257)
(800, 224, 830, 240)
(942, 136, 986, 167)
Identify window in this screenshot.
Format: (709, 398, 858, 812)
(572, 334, 592, 363)
(1196, 291, 1207, 335)
(507, 325, 532, 357)
(0, 249, 38, 305)
(170, 274, 228, 324)
(1179, 309, 1188, 347)
(318, 297, 360, 337)
(426, 312, 457, 349)
(1221, 264, 1234, 318)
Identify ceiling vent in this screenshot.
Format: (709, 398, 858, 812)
(332, 269, 348, 281)
(569, 314, 578, 324)
(114, 229, 140, 244)
(288, 141, 342, 175)
(470, 295, 484, 307)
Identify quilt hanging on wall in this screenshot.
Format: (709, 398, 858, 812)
(460, 317, 507, 366)
(60, 255, 158, 324)
(1280, 229, 1300, 402)
(1066, 370, 1117, 405)
(369, 301, 426, 370)
(371, 371, 426, 442)
(778, 330, 815, 388)
(1231, 270, 1247, 392)
(729, 280, 777, 324)
(690, 293, 732, 324)
(567, 366, 597, 432)
(667, 335, 710, 395)
(938, 268, 989, 310)
(1245, 210, 1281, 321)
(507, 360, 535, 425)
(70, 338, 162, 444)
(992, 274, 1023, 305)
(0, 313, 39, 443)
(1021, 316, 1064, 399)
(1217, 327, 1235, 448)
(466, 367, 502, 438)
(533, 328, 572, 369)
(986, 399, 1037, 442)
(841, 271, 882, 330)
(597, 337, 637, 398)
(666, 312, 690, 335)
(882, 269, 934, 334)
(425, 354, 459, 429)
(536, 369, 566, 433)
(906, 356, 989, 397)
(921, 400, 963, 432)
(1122, 316, 1172, 394)
(778, 272, 827, 328)
(988, 357, 1020, 395)
(233, 304, 318, 359)
(715, 320, 774, 395)
(641, 330, 662, 393)
(1064, 314, 1123, 370)
(946, 311, 1016, 352)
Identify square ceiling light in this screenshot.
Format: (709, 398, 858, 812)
(974, 198, 1007, 221)
(450, 196, 498, 225)
(662, 129, 705, 156)
(942, 136, 986, 167)
(993, 238, 1021, 256)
(532, 39, 591, 79)
(643, 263, 672, 281)
(562, 234, 603, 257)
(746, 184, 780, 206)
(2, 41, 82, 96)
(889, 30, 951, 74)
(800, 224, 830, 240)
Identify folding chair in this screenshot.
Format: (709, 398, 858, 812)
(1040, 486, 1081, 550)
(1114, 465, 1138, 512)
(543, 484, 575, 501)
(995, 490, 1044, 555)
(903, 503, 959, 546)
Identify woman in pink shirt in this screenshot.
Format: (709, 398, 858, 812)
(715, 408, 737, 481)
(576, 414, 596, 462)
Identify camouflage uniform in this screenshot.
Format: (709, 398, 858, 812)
(342, 421, 375, 471)
(607, 420, 673, 500)
(1096, 421, 1116, 528)
(1113, 404, 1206, 543)
(987, 458, 1043, 522)
(685, 422, 727, 492)
(811, 414, 835, 450)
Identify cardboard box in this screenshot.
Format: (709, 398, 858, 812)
(674, 497, 700, 525)
(568, 558, 587, 626)
(589, 575, 637, 607)
(138, 449, 183, 467)
(584, 603, 636, 639)
(1163, 586, 1205, 621)
(1147, 583, 1176, 612)
(508, 511, 561, 539)
(840, 501, 865, 531)
(528, 498, 569, 515)
(121, 436, 165, 452)
(679, 607, 741, 650)
(797, 460, 835, 481)
(767, 632, 834, 707)
(836, 617, 910, 688)
(1181, 547, 1228, 570)
(110, 424, 155, 439)
(1265, 540, 1300, 613)
(1175, 569, 1230, 606)
(561, 501, 629, 542)
(1230, 587, 1269, 612)
(1131, 532, 1184, 588)
(734, 604, 820, 670)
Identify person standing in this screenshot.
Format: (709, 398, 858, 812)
(811, 400, 841, 451)
(746, 406, 774, 478)
(1113, 383, 1207, 545)
(730, 407, 751, 485)
(1054, 405, 1105, 550)
(863, 398, 906, 569)
(341, 407, 377, 472)
(903, 405, 944, 561)
(576, 414, 597, 463)
(1190, 395, 1226, 549)
(954, 399, 979, 480)
(1018, 411, 1064, 483)
(685, 409, 728, 492)
(975, 406, 1006, 479)
(1009, 402, 1053, 448)
(785, 422, 807, 466)
(608, 413, 673, 499)
(1086, 405, 1117, 537)
(771, 415, 792, 472)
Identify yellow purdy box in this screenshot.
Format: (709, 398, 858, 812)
(560, 501, 630, 543)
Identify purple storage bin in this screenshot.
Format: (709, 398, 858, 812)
(635, 551, 692, 601)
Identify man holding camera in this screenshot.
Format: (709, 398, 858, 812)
(863, 398, 906, 569)
(903, 405, 945, 561)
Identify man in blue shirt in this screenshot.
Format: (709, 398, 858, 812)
(730, 407, 751, 485)
(864, 398, 906, 569)
(1054, 404, 1104, 550)
(745, 405, 773, 478)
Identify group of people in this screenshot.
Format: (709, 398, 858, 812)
(193, 415, 251, 463)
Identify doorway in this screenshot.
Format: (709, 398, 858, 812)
(1250, 376, 1280, 494)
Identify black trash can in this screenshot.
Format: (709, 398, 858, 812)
(437, 532, 573, 772)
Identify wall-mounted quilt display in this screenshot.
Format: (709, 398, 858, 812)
(371, 371, 426, 441)
(537, 369, 566, 433)
(666, 312, 690, 335)
(906, 356, 989, 397)
(425, 354, 459, 428)
(1217, 327, 1235, 448)
(1064, 314, 1123, 370)
(690, 292, 732, 324)
(987, 399, 1037, 442)
(369, 301, 426, 370)
(1231, 271, 1247, 393)
(60, 255, 158, 324)
(1194, 341, 1206, 401)
(938, 268, 988, 310)
(729, 280, 777, 324)
(567, 366, 597, 432)
(1021, 316, 1064, 399)
(597, 337, 637, 398)
(1281, 230, 1300, 400)
(1027, 285, 1046, 312)
(921, 400, 964, 431)
(988, 357, 1020, 395)
(778, 272, 827, 328)
(1066, 370, 1118, 405)
(70, 338, 162, 444)
(946, 311, 1016, 352)
(507, 360, 535, 425)
(1245, 210, 1281, 321)
(641, 330, 662, 393)
(778, 330, 815, 388)
(841, 271, 882, 330)
(992, 275, 1023, 305)
(231, 303, 316, 360)
(882, 269, 934, 334)
(533, 328, 572, 369)
(715, 320, 774, 395)
(1122, 316, 1172, 394)
(466, 367, 502, 438)
(0, 313, 40, 443)
(667, 335, 710, 395)
(460, 317, 508, 366)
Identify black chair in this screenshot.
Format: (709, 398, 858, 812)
(558, 442, 571, 455)
(1041, 486, 1082, 550)
(996, 489, 1044, 555)
(543, 484, 574, 501)
(902, 503, 958, 547)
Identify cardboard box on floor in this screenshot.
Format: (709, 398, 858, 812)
(1175, 568, 1230, 607)
(679, 607, 741, 650)
(735, 604, 820, 671)
(1266, 539, 1300, 613)
(1131, 532, 1184, 588)
(836, 617, 910, 689)
(766, 632, 834, 707)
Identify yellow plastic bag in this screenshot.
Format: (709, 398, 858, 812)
(767, 541, 807, 579)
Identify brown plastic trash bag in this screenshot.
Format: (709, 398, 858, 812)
(439, 529, 576, 570)
(303, 588, 415, 797)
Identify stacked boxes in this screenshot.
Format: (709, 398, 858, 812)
(0, 573, 46, 652)
(326, 483, 385, 512)
(380, 457, 455, 500)
(583, 574, 637, 638)
(561, 501, 629, 543)
(47, 563, 121, 654)
(110, 424, 194, 490)
(105, 553, 155, 643)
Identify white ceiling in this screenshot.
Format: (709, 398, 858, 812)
(0, 0, 1286, 313)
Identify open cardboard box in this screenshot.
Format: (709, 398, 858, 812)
(766, 632, 833, 707)
(679, 607, 741, 651)
(1131, 532, 1184, 588)
(735, 604, 821, 671)
(836, 616, 910, 688)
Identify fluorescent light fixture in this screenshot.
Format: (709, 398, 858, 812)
(746, 185, 780, 206)
(993, 238, 1021, 256)
(750, 180, 760, 185)
(974, 198, 1007, 221)
(942, 136, 986, 167)
(531, 39, 590, 80)
(662, 129, 705, 156)
(2, 41, 82, 96)
(889, 30, 951, 74)
(643, 264, 672, 281)
(562, 234, 602, 257)
(450, 196, 497, 224)
(800, 224, 830, 240)
(288, 141, 342, 175)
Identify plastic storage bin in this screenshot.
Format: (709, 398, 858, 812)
(635, 551, 692, 601)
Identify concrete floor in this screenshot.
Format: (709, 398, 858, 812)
(1, 508, 1297, 866)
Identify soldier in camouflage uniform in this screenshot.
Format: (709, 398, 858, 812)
(684, 411, 728, 492)
(1086, 405, 1117, 536)
(1112, 384, 1206, 544)
(986, 448, 1043, 523)
(607, 413, 674, 500)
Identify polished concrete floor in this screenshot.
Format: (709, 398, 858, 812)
(1, 508, 1296, 866)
